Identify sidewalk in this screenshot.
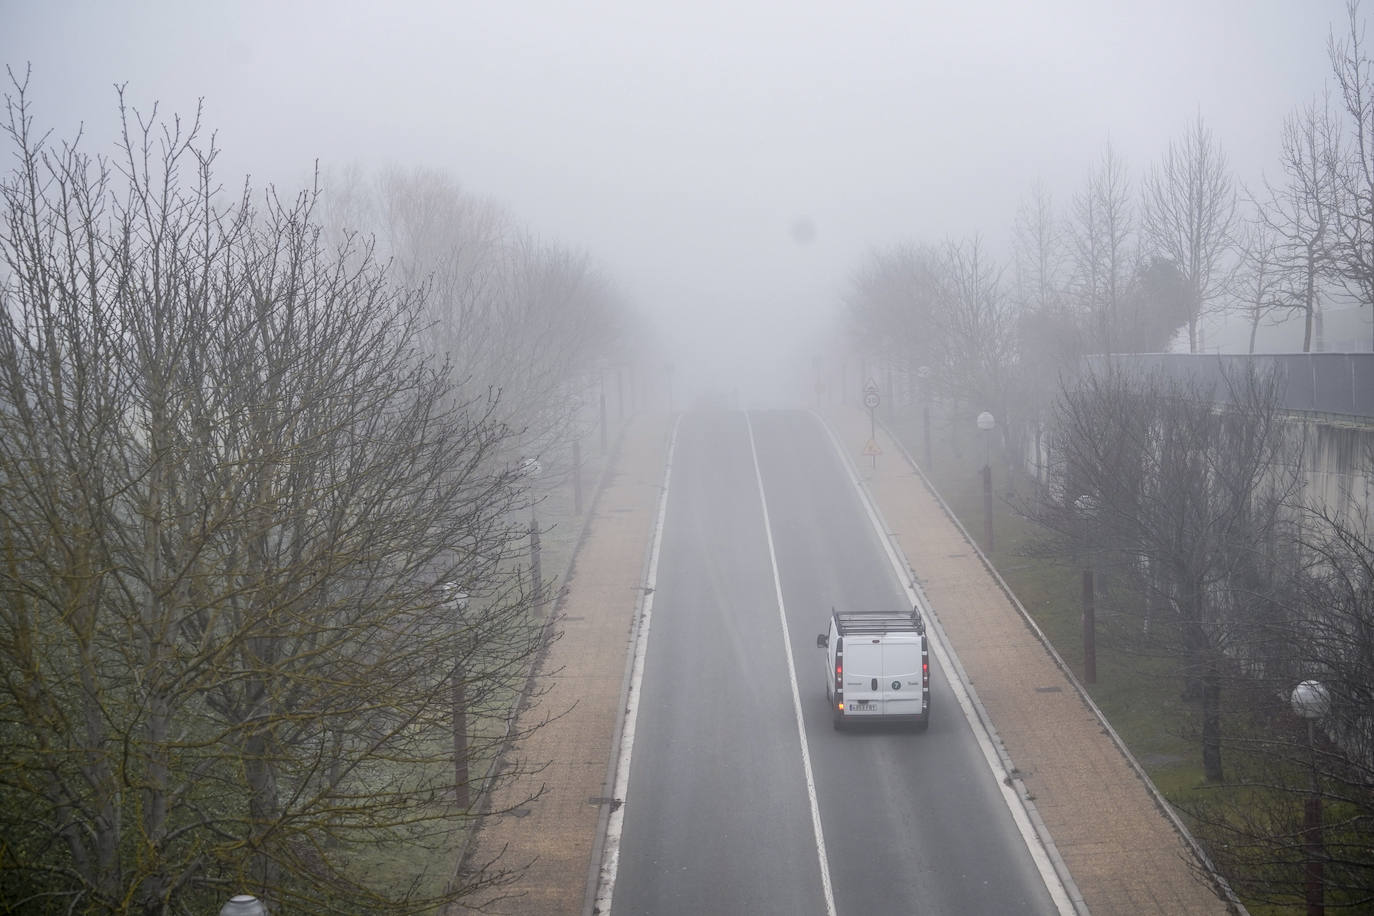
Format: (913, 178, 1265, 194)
(454, 414, 670, 915)
(827, 406, 1239, 916)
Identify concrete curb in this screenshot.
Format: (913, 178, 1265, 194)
(582, 417, 675, 916)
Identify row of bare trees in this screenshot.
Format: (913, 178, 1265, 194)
(1030, 364, 1301, 786)
(323, 165, 630, 475)
(0, 78, 627, 913)
(1030, 362, 1374, 908)
(841, 5, 1374, 906)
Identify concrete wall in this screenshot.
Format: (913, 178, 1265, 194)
(1289, 417, 1374, 530)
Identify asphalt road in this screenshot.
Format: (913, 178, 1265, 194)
(612, 409, 1058, 916)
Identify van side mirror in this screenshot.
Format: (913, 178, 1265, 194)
(816, 633, 828, 649)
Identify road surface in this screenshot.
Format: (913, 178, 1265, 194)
(612, 409, 1058, 915)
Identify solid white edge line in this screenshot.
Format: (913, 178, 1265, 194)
(813, 411, 1076, 916)
(592, 417, 680, 915)
(744, 411, 838, 916)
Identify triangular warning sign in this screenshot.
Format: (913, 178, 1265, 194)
(863, 438, 882, 456)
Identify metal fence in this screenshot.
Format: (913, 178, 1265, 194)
(1083, 353, 1374, 420)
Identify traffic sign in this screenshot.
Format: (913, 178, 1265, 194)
(864, 378, 881, 409)
(863, 438, 882, 456)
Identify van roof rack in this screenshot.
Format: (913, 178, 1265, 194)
(831, 608, 925, 635)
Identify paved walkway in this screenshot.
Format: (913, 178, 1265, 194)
(454, 415, 670, 916)
(456, 407, 1242, 915)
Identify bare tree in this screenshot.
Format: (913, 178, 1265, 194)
(1183, 500, 1374, 910)
(1327, 0, 1374, 348)
(0, 82, 544, 914)
(936, 236, 1013, 413)
(1012, 180, 1065, 317)
(1036, 361, 1299, 783)
(842, 241, 948, 403)
(1142, 115, 1238, 352)
(1069, 140, 1137, 352)
(1232, 214, 1290, 353)
(1255, 96, 1341, 352)
(1009, 184, 1078, 472)
(326, 167, 625, 473)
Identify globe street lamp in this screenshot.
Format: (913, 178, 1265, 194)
(220, 895, 267, 916)
(976, 411, 995, 552)
(1291, 679, 1329, 916)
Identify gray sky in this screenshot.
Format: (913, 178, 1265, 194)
(1, 1, 1349, 403)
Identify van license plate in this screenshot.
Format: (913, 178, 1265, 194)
(850, 701, 872, 710)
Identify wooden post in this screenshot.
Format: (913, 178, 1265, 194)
(1081, 568, 1096, 684)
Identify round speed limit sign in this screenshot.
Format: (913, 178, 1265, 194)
(864, 390, 880, 409)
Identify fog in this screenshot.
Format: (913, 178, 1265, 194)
(1, 0, 1344, 405)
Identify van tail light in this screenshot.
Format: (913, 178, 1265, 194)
(835, 643, 844, 709)
(923, 658, 929, 689)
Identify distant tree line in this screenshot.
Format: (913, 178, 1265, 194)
(845, 0, 1374, 422)
(840, 3, 1374, 908)
(321, 163, 634, 473)
(0, 73, 633, 914)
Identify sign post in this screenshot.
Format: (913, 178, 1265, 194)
(863, 380, 881, 468)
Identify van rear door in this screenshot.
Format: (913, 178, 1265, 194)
(877, 635, 924, 717)
(840, 639, 882, 716)
(841, 635, 923, 718)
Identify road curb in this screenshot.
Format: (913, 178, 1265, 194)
(582, 416, 676, 916)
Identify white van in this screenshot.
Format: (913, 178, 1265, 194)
(816, 609, 930, 731)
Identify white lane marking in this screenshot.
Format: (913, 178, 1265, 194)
(744, 411, 838, 916)
(593, 418, 680, 916)
(815, 413, 1075, 916)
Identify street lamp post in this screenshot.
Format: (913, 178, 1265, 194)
(1074, 495, 1098, 684)
(449, 587, 471, 808)
(572, 438, 583, 515)
(617, 362, 625, 421)
(1292, 680, 1329, 916)
(521, 458, 544, 609)
(599, 372, 608, 455)
(977, 411, 995, 552)
(917, 366, 932, 470)
(597, 359, 609, 456)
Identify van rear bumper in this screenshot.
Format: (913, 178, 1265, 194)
(840, 709, 927, 725)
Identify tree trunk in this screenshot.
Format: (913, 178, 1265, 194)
(244, 731, 282, 891)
